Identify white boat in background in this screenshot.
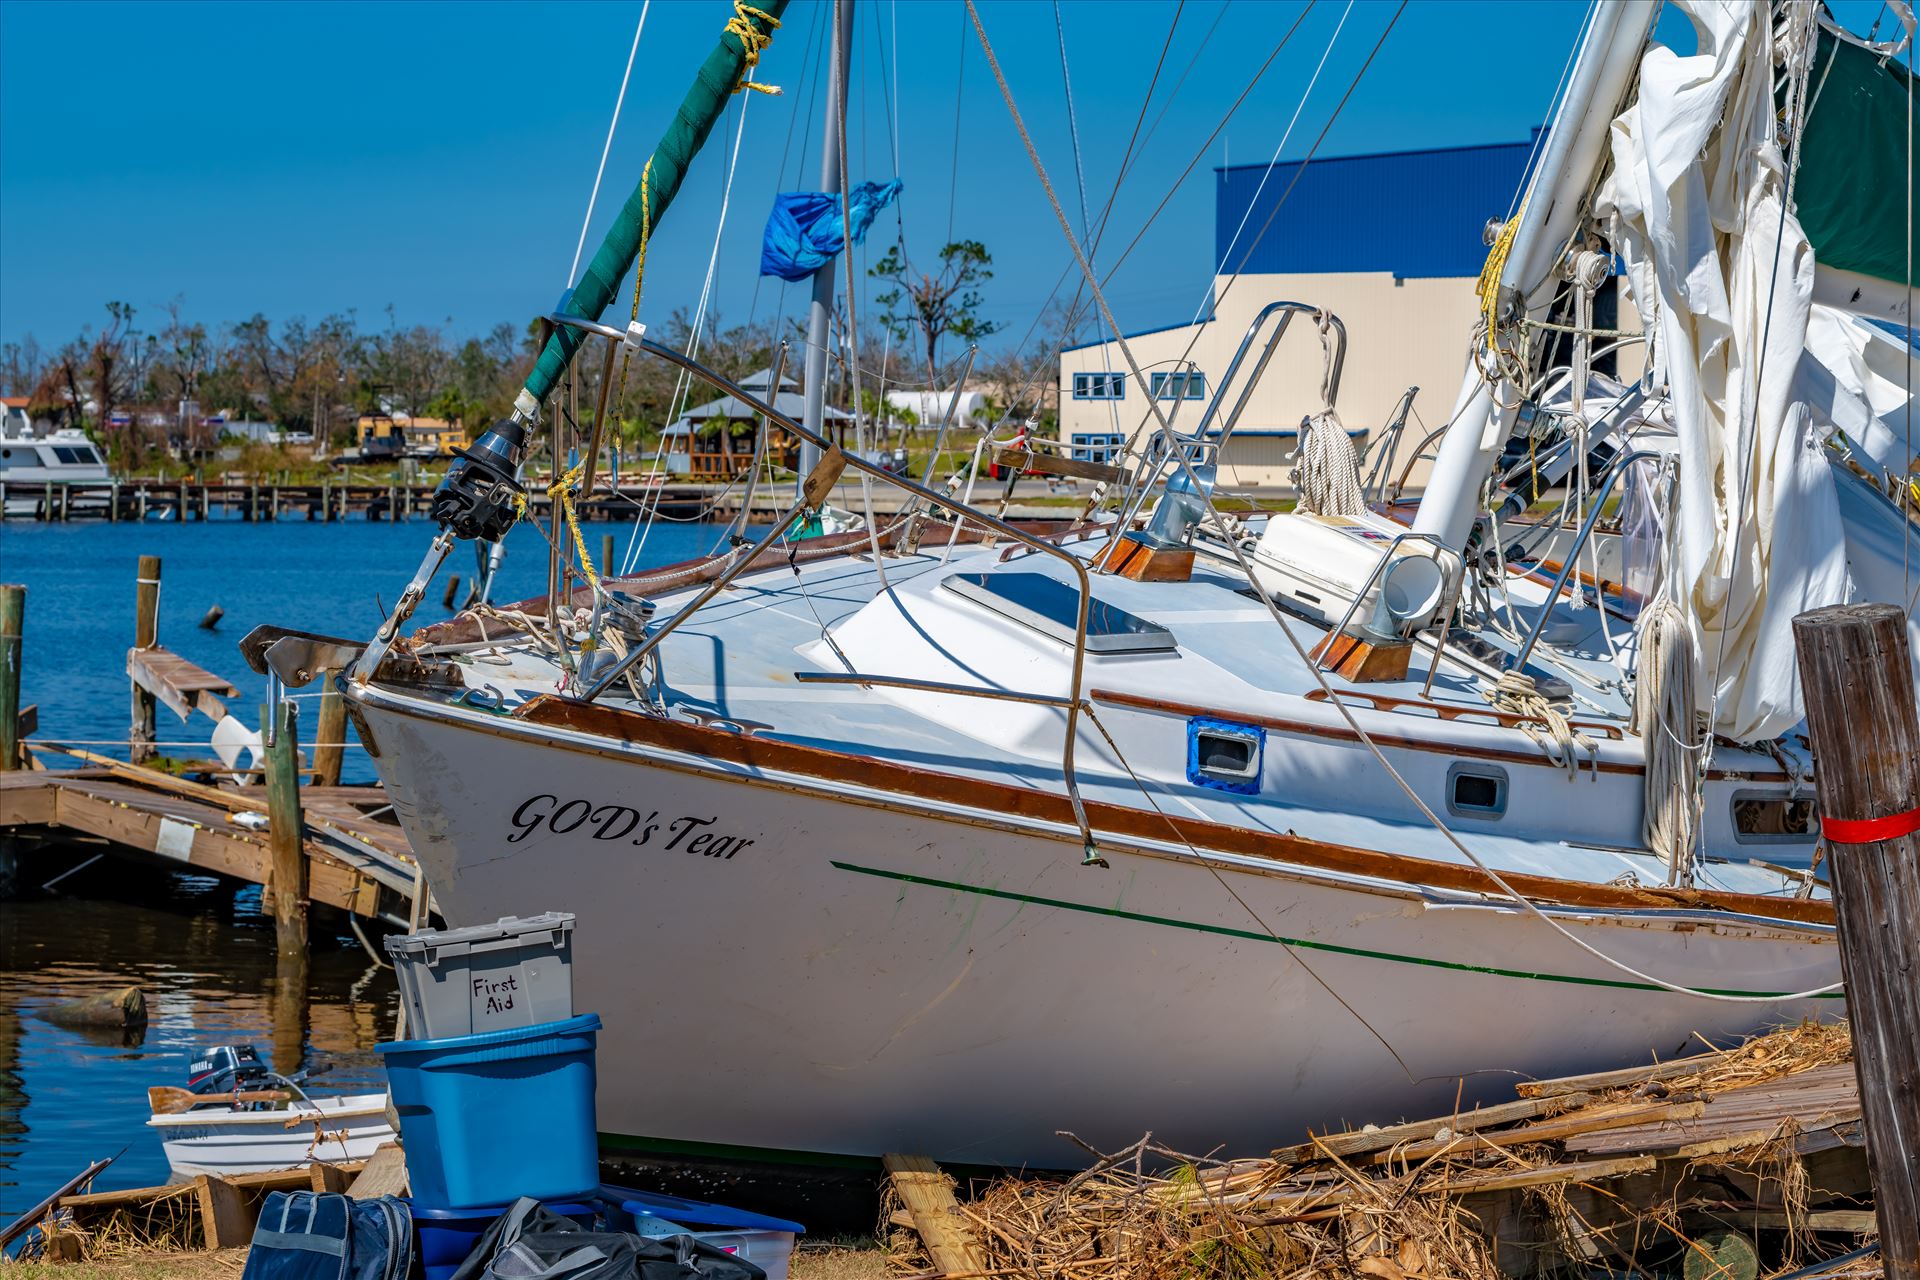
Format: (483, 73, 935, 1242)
(148, 1093, 395, 1179)
(0, 417, 111, 516)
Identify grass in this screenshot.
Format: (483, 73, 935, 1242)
(6, 1241, 891, 1280)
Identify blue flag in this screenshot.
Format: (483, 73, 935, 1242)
(759, 179, 903, 281)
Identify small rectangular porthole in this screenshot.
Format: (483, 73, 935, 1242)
(1447, 762, 1508, 819)
(1187, 717, 1265, 795)
(1731, 792, 1816, 844)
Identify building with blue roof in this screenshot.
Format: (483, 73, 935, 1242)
(1057, 136, 1552, 491)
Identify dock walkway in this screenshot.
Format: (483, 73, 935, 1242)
(1, 765, 425, 922)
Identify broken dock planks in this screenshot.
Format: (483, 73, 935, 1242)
(0, 763, 423, 921)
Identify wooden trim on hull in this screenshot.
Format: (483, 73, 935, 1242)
(496, 694, 1832, 927)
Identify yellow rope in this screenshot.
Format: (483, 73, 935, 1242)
(612, 158, 654, 420)
(548, 458, 598, 588)
(1477, 211, 1521, 338)
(726, 2, 782, 95)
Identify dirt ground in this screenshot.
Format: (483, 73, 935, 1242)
(5, 1242, 892, 1280)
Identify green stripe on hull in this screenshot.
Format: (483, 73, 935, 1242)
(599, 1131, 879, 1171)
(830, 862, 1841, 1000)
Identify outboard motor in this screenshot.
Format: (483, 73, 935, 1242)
(187, 1044, 271, 1095)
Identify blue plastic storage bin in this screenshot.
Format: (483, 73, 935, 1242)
(380, 1013, 602, 1208)
(410, 1199, 597, 1280)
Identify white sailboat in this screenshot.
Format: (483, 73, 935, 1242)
(245, 0, 1918, 1170)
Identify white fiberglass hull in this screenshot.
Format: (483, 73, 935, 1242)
(358, 688, 1838, 1170)
(149, 1094, 395, 1178)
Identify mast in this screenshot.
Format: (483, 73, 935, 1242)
(515, 0, 790, 422)
(1410, 0, 1654, 553)
(797, 0, 854, 494)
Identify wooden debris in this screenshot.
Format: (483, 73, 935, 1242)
(193, 1176, 253, 1251)
(39, 985, 146, 1029)
(914, 1022, 1878, 1280)
(347, 1143, 409, 1199)
(28, 1160, 367, 1261)
(884, 1153, 986, 1277)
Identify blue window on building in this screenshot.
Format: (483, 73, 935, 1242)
(1150, 371, 1206, 400)
(1073, 372, 1126, 400)
(1072, 433, 1126, 463)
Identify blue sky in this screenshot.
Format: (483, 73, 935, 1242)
(0, 0, 1897, 361)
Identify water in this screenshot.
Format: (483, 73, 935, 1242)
(0, 516, 720, 1215)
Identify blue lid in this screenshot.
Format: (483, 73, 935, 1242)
(379, 1012, 601, 1056)
(603, 1185, 804, 1235)
(407, 1199, 597, 1222)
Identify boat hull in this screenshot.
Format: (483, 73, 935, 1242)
(150, 1095, 396, 1179)
(358, 688, 1839, 1169)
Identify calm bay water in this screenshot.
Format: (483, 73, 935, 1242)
(0, 515, 720, 1215)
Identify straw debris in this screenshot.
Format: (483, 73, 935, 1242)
(889, 1022, 1880, 1280)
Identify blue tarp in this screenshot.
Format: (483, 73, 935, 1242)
(759, 179, 902, 281)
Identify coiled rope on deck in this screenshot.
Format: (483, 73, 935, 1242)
(1484, 669, 1598, 778)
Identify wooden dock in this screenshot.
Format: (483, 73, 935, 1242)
(0, 765, 423, 923)
(0, 566, 427, 925)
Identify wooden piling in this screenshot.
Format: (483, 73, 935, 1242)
(109, 481, 119, 522)
(602, 533, 616, 578)
(198, 606, 224, 631)
(1791, 601, 1920, 1276)
(441, 575, 462, 610)
(313, 674, 346, 788)
(131, 556, 161, 764)
(263, 698, 307, 958)
(1, 584, 23, 772)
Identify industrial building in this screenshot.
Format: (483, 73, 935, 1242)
(1057, 137, 1549, 493)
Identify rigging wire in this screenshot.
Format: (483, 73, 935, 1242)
(1204, 0, 1354, 328)
(568, 2, 652, 287)
(967, 0, 1841, 1007)
(621, 92, 756, 576)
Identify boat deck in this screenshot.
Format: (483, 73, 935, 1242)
(426, 527, 1816, 906)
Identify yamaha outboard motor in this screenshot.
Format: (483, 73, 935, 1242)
(187, 1044, 270, 1095)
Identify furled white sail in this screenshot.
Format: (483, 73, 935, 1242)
(1596, 0, 1848, 742)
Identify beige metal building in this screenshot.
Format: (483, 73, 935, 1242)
(1056, 138, 1565, 494)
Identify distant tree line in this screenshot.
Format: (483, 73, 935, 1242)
(0, 267, 1079, 468)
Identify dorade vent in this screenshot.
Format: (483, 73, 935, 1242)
(1187, 717, 1265, 794)
(941, 573, 1177, 654)
(1447, 762, 1509, 819)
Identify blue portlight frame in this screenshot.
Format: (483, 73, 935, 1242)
(1186, 716, 1265, 794)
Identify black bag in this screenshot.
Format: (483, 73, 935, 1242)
(242, 1192, 413, 1280)
(449, 1200, 763, 1280)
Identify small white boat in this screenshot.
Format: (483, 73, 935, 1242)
(148, 1092, 396, 1179)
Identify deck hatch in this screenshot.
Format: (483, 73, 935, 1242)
(941, 572, 1177, 654)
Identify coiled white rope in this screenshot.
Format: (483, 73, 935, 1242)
(1292, 410, 1364, 516)
(1635, 594, 1703, 886)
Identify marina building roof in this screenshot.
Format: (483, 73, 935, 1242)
(1214, 134, 1539, 279)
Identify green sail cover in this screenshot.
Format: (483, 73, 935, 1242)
(521, 0, 790, 410)
(1794, 25, 1920, 286)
